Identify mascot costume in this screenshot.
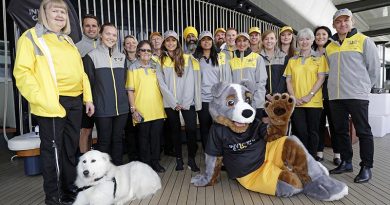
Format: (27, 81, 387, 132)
(191, 81, 348, 201)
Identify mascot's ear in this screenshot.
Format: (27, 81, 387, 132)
(211, 82, 230, 98)
(240, 80, 256, 94)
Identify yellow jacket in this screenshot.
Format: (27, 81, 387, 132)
(13, 25, 92, 117)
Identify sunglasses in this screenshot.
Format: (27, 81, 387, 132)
(139, 48, 152, 53)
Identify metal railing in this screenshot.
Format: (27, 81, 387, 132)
(77, 0, 280, 48)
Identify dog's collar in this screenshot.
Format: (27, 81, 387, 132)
(76, 177, 117, 199)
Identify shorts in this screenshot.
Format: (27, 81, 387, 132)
(81, 105, 95, 129)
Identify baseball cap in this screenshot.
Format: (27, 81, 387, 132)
(199, 31, 213, 40)
(248, 27, 261, 34)
(236, 32, 250, 41)
(214, 27, 226, 35)
(163, 30, 179, 41)
(280, 26, 293, 34)
(333, 8, 352, 21)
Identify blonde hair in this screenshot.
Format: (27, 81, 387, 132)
(38, 0, 71, 35)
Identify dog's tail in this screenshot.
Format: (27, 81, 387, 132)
(129, 161, 162, 200)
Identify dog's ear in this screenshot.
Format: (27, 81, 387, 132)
(240, 79, 256, 94)
(102, 152, 111, 162)
(211, 82, 230, 98)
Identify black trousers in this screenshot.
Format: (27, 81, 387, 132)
(165, 106, 198, 159)
(95, 114, 128, 166)
(329, 100, 374, 168)
(35, 95, 82, 199)
(318, 99, 339, 153)
(137, 119, 164, 164)
(125, 113, 139, 161)
(197, 102, 212, 150)
(291, 107, 322, 157)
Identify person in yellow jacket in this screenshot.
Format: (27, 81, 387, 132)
(13, 0, 93, 204)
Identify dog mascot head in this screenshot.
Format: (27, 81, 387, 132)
(209, 80, 256, 133)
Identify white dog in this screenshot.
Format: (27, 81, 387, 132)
(73, 150, 162, 205)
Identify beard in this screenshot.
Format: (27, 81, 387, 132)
(186, 42, 197, 53)
(215, 39, 225, 48)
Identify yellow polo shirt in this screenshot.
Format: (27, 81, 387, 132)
(284, 55, 328, 108)
(126, 62, 166, 123)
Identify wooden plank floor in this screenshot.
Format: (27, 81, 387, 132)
(1, 135, 390, 205)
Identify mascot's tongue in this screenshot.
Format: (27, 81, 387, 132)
(234, 122, 247, 127)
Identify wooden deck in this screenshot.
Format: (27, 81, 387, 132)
(1, 135, 390, 205)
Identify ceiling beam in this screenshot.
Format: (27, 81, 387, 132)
(363, 28, 390, 37)
(335, 0, 390, 13)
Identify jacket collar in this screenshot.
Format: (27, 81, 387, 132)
(331, 28, 358, 44)
(235, 48, 252, 58)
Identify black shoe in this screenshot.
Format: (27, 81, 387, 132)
(333, 158, 342, 166)
(315, 156, 324, 162)
(188, 158, 200, 172)
(329, 161, 353, 174)
(176, 158, 184, 171)
(152, 161, 166, 173)
(354, 166, 372, 183)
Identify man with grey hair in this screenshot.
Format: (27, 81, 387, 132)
(326, 8, 380, 183)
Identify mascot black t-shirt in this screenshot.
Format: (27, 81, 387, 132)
(206, 119, 267, 179)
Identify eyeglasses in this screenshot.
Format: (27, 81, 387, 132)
(139, 48, 152, 53)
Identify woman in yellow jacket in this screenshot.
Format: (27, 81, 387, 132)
(13, 0, 93, 204)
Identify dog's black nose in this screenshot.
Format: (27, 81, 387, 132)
(242, 109, 253, 118)
(83, 170, 89, 176)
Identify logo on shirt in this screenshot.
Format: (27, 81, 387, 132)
(228, 139, 256, 151)
(113, 57, 123, 62)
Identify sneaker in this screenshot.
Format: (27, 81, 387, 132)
(176, 158, 184, 171)
(188, 158, 200, 172)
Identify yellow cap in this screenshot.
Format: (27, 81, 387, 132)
(248, 27, 261, 34)
(214, 27, 226, 35)
(183, 26, 198, 39)
(280, 26, 293, 34)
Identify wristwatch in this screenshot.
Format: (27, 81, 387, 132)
(309, 91, 315, 96)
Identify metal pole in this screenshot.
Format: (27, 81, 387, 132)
(145, 0, 149, 36)
(166, 0, 169, 30)
(113, 0, 117, 27)
(171, 0, 174, 30)
(78, 0, 82, 26)
(150, 0, 154, 32)
(100, 0, 104, 24)
(382, 44, 386, 88)
(107, 0, 111, 22)
(86, 0, 89, 14)
(2, 0, 9, 139)
(133, 0, 136, 37)
(161, 0, 164, 33)
(93, 0, 96, 16)
(156, 0, 159, 32)
(140, 0, 144, 39)
(127, 0, 130, 34)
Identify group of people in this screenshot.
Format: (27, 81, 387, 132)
(12, 0, 379, 204)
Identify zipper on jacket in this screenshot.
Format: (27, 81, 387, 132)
(337, 47, 341, 99)
(268, 64, 272, 94)
(109, 56, 119, 115)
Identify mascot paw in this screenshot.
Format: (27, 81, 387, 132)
(303, 175, 348, 201)
(264, 93, 295, 142)
(191, 174, 210, 187)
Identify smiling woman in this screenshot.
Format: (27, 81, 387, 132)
(12, 0, 94, 204)
(82, 23, 129, 169)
